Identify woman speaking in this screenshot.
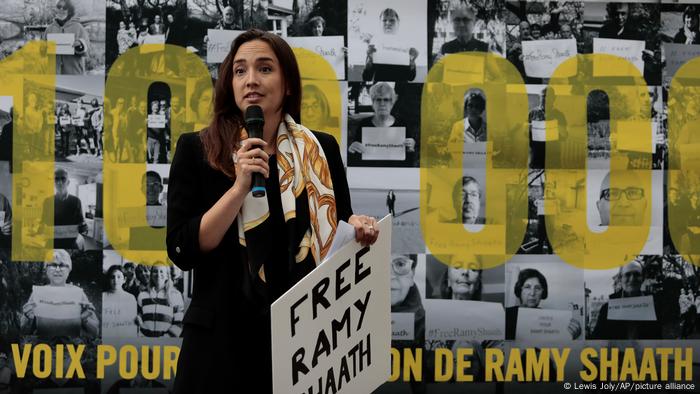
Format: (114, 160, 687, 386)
(167, 29, 379, 393)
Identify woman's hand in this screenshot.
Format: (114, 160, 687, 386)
(348, 214, 379, 246)
(404, 138, 416, 152)
(232, 137, 270, 193)
(1, 221, 10, 236)
(567, 318, 582, 339)
(348, 141, 365, 154)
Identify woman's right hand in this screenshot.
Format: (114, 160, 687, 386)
(348, 141, 365, 154)
(233, 137, 270, 193)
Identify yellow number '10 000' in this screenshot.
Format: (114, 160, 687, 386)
(2, 41, 699, 269)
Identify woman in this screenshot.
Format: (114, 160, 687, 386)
(117, 21, 131, 55)
(362, 8, 418, 82)
(20, 249, 99, 338)
(300, 83, 334, 132)
(505, 268, 581, 340)
(24, 92, 46, 156)
(127, 21, 138, 47)
(674, 6, 700, 45)
(347, 82, 416, 167)
(167, 29, 379, 393)
(44, 0, 90, 75)
(102, 265, 138, 337)
(439, 255, 482, 300)
(136, 262, 184, 337)
(306, 16, 325, 36)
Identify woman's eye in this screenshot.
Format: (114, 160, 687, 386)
(234, 68, 245, 75)
(260, 66, 272, 73)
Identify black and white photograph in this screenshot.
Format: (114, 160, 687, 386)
(661, 4, 700, 86)
(583, 1, 661, 85)
(586, 169, 663, 256)
(348, 0, 428, 82)
(504, 255, 584, 342)
(0, 97, 11, 166)
(0, 160, 12, 253)
(586, 85, 664, 170)
(505, 1, 584, 83)
(135, 260, 185, 338)
(100, 163, 168, 252)
(347, 81, 421, 168)
(0, 0, 106, 74)
(665, 169, 700, 254)
(106, 0, 187, 75)
(0, 250, 102, 392)
(300, 80, 347, 151)
(526, 84, 577, 169)
(584, 256, 665, 340)
(27, 163, 103, 251)
(55, 76, 105, 164)
(350, 187, 424, 254)
(429, 0, 506, 65)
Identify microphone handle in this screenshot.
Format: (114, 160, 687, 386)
(252, 171, 266, 197)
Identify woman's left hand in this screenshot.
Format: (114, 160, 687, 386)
(348, 214, 379, 246)
(567, 318, 582, 339)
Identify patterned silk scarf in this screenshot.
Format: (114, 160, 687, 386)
(237, 114, 337, 282)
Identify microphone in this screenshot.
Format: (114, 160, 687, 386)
(244, 105, 266, 198)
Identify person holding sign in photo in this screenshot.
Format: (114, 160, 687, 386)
(590, 261, 662, 339)
(362, 8, 419, 82)
(20, 249, 99, 338)
(44, 0, 91, 75)
(136, 262, 184, 337)
(39, 168, 88, 250)
(437, 4, 488, 60)
(505, 268, 581, 340)
(449, 91, 486, 144)
(102, 265, 138, 337)
(348, 82, 417, 167)
(167, 29, 379, 393)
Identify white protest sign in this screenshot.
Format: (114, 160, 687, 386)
(522, 39, 577, 78)
(287, 36, 346, 80)
(515, 307, 572, 342)
(361, 127, 406, 161)
(47, 33, 75, 55)
(0, 211, 4, 224)
(391, 312, 415, 341)
(147, 205, 167, 227)
(140, 34, 165, 53)
(531, 120, 559, 142)
(425, 299, 504, 341)
(54, 224, 79, 239)
(102, 293, 138, 337)
(372, 35, 410, 66)
(207, 29, 244, 63)
(443, 53, 484, 84)
(593, 38, 645, 76)
(461, 141, 490, 169)
(59, 115, 71, 126)
(663, 43, 700, 81)
(148, 114, 167, 128)
(71, 116, 84, 127)
(607, 295, 657, 321)
(33, 285, 83, 338)
(271, 216, 391, 394)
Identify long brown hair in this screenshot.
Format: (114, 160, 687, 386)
(200, 29, 302, 179)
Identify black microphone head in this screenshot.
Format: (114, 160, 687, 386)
(244, 105, 264, 127)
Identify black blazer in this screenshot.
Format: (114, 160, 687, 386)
(166, 130, 353, 394)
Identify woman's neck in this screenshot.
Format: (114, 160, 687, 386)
(262, 112, 282, 154)
(373, 114, 394, 127)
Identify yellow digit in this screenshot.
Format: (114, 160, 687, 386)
(104, 44, 211, 264)
(0, 41, 56, 261)
(668, 57, 700, 260)
(420, 52, 529, 268)
(546, 54, 652, 269)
